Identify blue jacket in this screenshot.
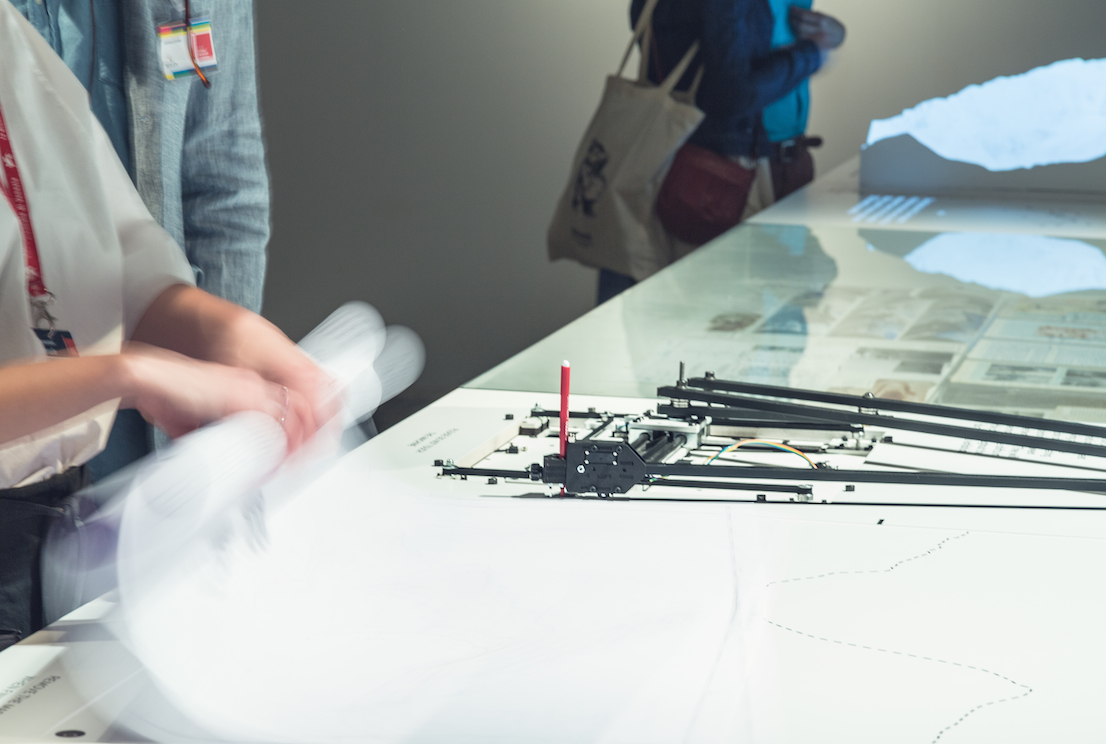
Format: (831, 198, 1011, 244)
(630, 0, 823, 158)
(14, 0, 269, 314)
(125, 0, 269, 314)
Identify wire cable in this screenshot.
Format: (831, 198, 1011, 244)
(707, 439, 818, 469)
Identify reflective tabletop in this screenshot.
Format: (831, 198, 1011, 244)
(468, 221, 1106, 420)
(749, 157, 1106, 238)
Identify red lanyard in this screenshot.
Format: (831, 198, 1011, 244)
(0, 98, 54, 327)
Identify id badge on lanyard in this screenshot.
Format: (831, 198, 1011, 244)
(157, 18, 216, 80)
(158, 0, 216, 86)
(0, 101, 78, 357)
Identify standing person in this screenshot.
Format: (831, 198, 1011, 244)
(10, 0, 270, 479)
(0, 0, 331, 640)
(762, 2, 842, 201)
(598, 0, 844, 304)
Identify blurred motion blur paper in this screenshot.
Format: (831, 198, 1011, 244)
(110, 461, 749, 742)
(39, 301, 758, 742)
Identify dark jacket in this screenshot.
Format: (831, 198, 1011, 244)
(630, 0, 822, 158)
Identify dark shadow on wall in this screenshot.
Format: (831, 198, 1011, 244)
(254, 1, 619, 429)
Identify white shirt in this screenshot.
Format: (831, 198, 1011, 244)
(0, 2, 195, 488)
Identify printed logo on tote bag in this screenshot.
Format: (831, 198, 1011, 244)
(572, 140, 610, 218)
(569, 139, 611, 249)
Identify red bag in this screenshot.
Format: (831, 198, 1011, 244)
(654, 143, 755, 246)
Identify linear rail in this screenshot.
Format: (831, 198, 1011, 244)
(684, 377, 1106, 438)
(658, 386, 1106, 459)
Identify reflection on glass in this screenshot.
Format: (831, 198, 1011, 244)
(468, 223, 1106, 419)
(615, 225, 837, 391)
(894, 232, 1106, 298)
(866, 58, 1106, 171)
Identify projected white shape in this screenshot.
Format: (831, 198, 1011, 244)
(902, 233, 1106, 298)
(866, 58, 1106, 172)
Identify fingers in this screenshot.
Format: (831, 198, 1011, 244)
(789, 8, 845, 48)
(789, 7, 818, 26)
(124, 342, 339, 455)
(795, 18, 824, 36)
(278, 387, 318, 454)
(269, 363, 343, 439)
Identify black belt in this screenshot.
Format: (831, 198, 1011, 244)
(0, 467, 88, 522)
(769, 135, 823, 162)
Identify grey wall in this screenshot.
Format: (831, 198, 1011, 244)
(256, 0, 1106, 428)
(257, 0, 621, 426)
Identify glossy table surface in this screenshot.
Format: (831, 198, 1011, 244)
(10, 159, 1106, 743)
(470, 217, 1106, 422)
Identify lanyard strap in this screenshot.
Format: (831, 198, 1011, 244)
(0, 99, 55, 329)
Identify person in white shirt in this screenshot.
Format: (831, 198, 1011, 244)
(0, 2, 333, 639)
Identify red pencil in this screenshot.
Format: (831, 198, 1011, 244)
(559, 360, 570, 459)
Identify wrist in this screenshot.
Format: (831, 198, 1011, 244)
(224, 309, 315, 386)
(114, 351, 154, 410)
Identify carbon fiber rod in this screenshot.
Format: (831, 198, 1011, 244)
(684, 377, 1106, 438)
(658, 386, 1106, 459)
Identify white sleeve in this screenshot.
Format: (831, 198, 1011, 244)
(4, 0, 194, 340)
(92, 121, 196, 339)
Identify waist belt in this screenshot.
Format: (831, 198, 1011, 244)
(0, 467, 88, 522)
(769, 135, 823, 162)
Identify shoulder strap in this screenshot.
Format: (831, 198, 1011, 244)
(617, 0, 662, 78)
(631, 4, 706, 98)
(658, 41, 701, 94)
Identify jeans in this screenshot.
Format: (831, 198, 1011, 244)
(0, 468, 88, 639)
(597, 268, 637, 305)
(87, 409, 151, 483)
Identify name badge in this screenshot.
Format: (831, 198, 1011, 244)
(158, 18, 217, 80)
(35, 328, 79, 358)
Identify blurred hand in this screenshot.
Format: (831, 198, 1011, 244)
(131, 285, 342, 452)
(790, 7, 846, 51)
(121, 344, 316, 451)
(262, 349, 343, 438)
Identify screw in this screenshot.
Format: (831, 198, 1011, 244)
(577, 465, 586, 473)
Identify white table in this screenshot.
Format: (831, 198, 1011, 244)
(6, 171, 1106, 743)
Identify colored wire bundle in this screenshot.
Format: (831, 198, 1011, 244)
(707, 439, 818, 469)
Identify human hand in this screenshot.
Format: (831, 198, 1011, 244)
(120, 344, 317, 451)
(215, 307, 344, 440)
(132, 285, 342, 450)
(789, 7, 846, 51)
(260, 348, 344, 447)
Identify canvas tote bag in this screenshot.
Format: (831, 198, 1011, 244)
(547, 0, 704, 281)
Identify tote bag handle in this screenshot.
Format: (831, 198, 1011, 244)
(617, 0, 700, 95)
(644, 25, 706, 103)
